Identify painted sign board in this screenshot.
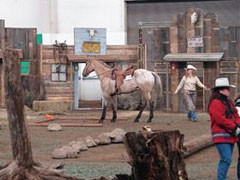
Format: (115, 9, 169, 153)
(187, 37, 203, 47)
(74, 28, 106, 55)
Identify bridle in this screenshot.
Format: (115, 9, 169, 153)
(84, 61, 113, 80)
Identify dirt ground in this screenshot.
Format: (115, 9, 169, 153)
(0, 108, 239, 180)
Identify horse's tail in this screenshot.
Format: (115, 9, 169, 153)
(151, 72, 163, 98)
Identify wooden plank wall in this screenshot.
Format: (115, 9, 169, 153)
(41, 45, 139, 102)
(4, 27, 41, 107)
(0, 20, 5, 107)
(142, 26, 170, 110)
(219, 26, 240, 97)
(142, 8, 240, 112)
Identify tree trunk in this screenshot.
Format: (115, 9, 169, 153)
(124, 130, 189, 180)
(0, 48, 79, 180)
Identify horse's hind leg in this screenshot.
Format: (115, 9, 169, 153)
(110, 96, 117, 122)
(134, 95, 146, 122)
(143, 92, 154, 123)
(99, 100, 107, 123)
(147, 100, 154, 123)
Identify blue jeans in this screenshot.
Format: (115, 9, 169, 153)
(237, 141, 240, 179)
(187, 111, 198, 121)
(216, 143, 234, 180)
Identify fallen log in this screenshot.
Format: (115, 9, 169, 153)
(183, 134, 213, 158)
(124, 130, 189, 180)
(28, 122, 103, 127)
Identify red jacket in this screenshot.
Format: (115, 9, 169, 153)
(209, 99, 240, 144)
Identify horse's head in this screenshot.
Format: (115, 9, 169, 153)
(82, 60, 94, 77)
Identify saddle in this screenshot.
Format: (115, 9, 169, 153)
(111, 65, 135, 81)
(111, 65, 136, 94)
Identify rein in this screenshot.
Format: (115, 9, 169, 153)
(85, 69, 113, 80)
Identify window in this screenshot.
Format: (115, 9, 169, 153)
(51, 64, 67, 82)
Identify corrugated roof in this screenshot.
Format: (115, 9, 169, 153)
(164, 53, 224, 62)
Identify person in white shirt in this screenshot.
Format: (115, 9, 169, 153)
(235, 93, 240, 179)
(174, 65, 210, 122)
(235, 94, 240, 116)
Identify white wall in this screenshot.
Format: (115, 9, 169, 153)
(0, 0, 126, 45)
(0, 0, 51, 33)
(50, 0, 126, 45)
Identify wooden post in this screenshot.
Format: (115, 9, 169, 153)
(70, 62, 74, 111)
(0, 20, 5, 108)
(74, 63, 79, 110)
(166, 62, 170, 112)
(170, 26, 179, 112)
(124, 130, 189, 180)
(4, 48, 33, 167)
(1, 48, 77, 180)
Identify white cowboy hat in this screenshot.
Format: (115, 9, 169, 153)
(185, 65, 197, 71)
(211, 78, 236, 90)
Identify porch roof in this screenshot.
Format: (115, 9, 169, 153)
(163, 53, 224, 62)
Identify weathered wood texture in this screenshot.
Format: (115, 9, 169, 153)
(183, 134, 213, 158)
(3, 48, 33, 166)
(0, 20, 5, 108)
(145, 8, 240, 112)
(124, 131, 188, 180)
(0, 21, 42, 108)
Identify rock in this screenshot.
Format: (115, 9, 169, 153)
(94, 139, 100, 145)
(111, 128, 126, 137)
(98, 134, 111, 145)
(85, 136, 97, 147)
(68, 141, 77, 146)
(103, 132, 115, 139)
(117, 91, 141, 110)
(110, 128, 126, 143)
(61, 146, 78, 158)
(24, 105, 32, 112)
(77, 141, 88, 151)
(52, 148, 68, 159)
(71, 141, 88, 152)
(47, 123, 62, 131)
(52, 146, 78, 159)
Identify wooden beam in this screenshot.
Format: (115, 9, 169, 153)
(28, 122, 103, 127)
(66, 54, 137, 63)
(164, 53, 224, 62)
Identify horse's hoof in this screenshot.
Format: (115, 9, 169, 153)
(111, 119, 116, 123)
(134, 119, 139, 123)
(147, 119, 152, 123)
(99, 119, 104, 123)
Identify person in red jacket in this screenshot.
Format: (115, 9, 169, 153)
(208, 78, 239, 180)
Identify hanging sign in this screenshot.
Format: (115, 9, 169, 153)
(187, 37, 203, 47)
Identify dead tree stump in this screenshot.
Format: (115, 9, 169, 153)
(0, 48, 79, 180)
(124, 130, 189, 180)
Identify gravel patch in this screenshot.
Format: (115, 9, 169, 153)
(64, 162, 131, 180)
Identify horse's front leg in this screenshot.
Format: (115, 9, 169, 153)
(99, 99, 107, 123)
(109, 96, 117, 122)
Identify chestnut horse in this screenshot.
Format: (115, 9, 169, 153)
(82, 58, 162, 123)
